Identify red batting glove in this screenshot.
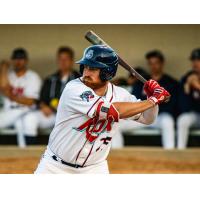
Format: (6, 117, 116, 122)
(143, 79, 161, 98)
(148, 87, 171, 105)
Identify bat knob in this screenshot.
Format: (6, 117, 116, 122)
(164, 95, 171, 103)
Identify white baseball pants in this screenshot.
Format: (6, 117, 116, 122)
(177, 112, 200, 149)
(16, 111, 56, 137)
(35, 148, 109, 174)
(0, 108, 31, 147)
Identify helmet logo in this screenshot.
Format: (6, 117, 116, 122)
(85, 50, 94, 59)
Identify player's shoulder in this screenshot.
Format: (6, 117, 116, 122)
(8, 69, 40, 80)
(162, 74, 178, 84)
(66, 77, 85, 87)
(112, 84, 138, 101)
(180, 70, 194, 84)
(113, 84, 132, 96)
(64, 78, 93, 94)
(26, 69, 41, 81)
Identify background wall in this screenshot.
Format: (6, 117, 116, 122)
(0, 24, 200, 79)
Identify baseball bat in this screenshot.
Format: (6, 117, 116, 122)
(85, 30, 147, 83)
(85, 30, 171, 102)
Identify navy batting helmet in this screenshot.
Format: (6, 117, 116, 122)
(76, 45, 118, 81)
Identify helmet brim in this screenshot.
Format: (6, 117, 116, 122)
(76, 58, 107, 69)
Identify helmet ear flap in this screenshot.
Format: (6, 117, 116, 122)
(99, 69, 107, 81)
(80, 64, 84, 75)
(100, 68, 114, 81)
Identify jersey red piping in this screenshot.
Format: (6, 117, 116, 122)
(82, 143, 94, 167)
(75, 139, 88, 163)
(109, 84, 114, 102)
(86, 97, 101, 116)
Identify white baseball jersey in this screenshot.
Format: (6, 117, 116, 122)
(3, 69, 42, 110)
(48, 78, 140, 167)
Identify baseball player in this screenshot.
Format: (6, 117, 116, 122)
(0, 48, 42, 147)
(177, 48, 200, 149)
(35, 45, 170, 174)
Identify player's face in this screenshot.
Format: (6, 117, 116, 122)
(82, 66, 105, 89)
(12, 59, 27, 72)
(192, 60, 200, 75)
(147, 57, 164, 74)
(57, 53, 73, 72)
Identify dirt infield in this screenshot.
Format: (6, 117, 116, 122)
(0, 146, 200, 174)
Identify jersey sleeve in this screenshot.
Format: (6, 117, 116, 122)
(64, 81, 119, 122)
(24, 73, 42, 99)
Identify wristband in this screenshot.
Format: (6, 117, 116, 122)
(148, 96, 158, 105)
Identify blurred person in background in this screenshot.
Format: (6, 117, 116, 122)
(22, 46, 80, 143)
(145, 50, 178, 149)
(135, 51, 178, 149)
(0, 48, 42, 147)
(116, 51, 178, 149)
(177, 48, 200, 149)
(0, 60, 10, 108)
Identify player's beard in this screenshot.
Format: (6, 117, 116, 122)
(83, 76, 106, 90)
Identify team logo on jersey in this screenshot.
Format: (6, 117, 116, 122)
(80, 91, 95, 102)
(11, 87, 24, 96)
(85, 50, 94, 59)
(74, 115, 115, 143)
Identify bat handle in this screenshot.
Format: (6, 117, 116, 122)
(131, 71, 147, 83)
(164, 95, 171, 103)
(118, 57, 147, 83)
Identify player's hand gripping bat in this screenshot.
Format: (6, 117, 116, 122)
(85, 30, 170, 102)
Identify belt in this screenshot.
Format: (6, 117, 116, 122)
(52, 155, 83, 168)
(10, 105, 23, 109)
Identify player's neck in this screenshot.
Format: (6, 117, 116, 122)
(93, 82, 108, 97)
(15, 68, 27, 77)
(60, 69, 71, 77)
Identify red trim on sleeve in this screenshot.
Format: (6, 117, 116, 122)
(107, 104, 119, 122)
(109, 84, 114, 102)
(86, 97, 101, 116)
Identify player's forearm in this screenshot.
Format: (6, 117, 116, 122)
(11, 96, 36, 106)
(136, 105, 158, 125)
(0, 63, 10, 88)
(113, 100, 155, 119)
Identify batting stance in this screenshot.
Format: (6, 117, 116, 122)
(35, 45, 170, 174)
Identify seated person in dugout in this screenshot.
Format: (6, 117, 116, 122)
(0, 48, 42, 146)
(22, 46, 80, 142)
(177, 48, 200, 149)
(116, 51, 178, 149)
